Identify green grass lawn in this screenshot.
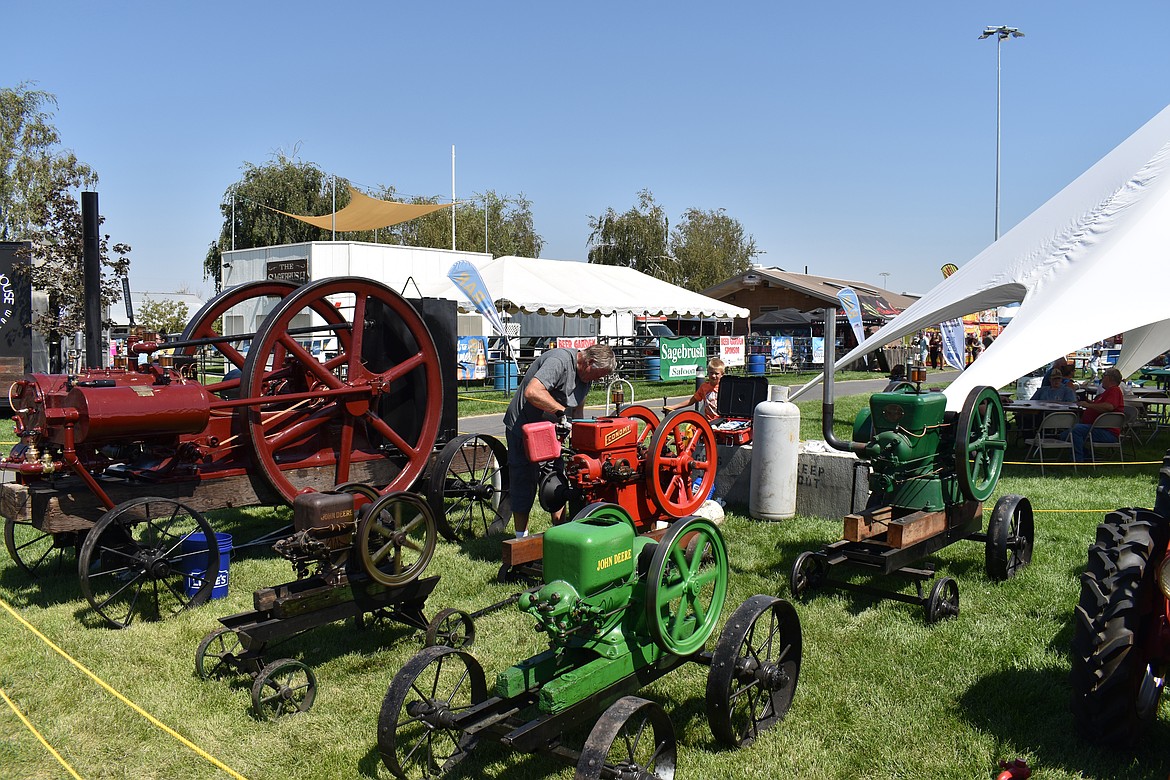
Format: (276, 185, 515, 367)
(1, 395, 1168, 780)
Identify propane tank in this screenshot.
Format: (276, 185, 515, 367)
(749, 384, 800, 520)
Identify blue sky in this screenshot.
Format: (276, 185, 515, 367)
(4, 2, 1168, 299)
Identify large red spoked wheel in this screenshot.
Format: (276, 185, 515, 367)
(645, 409, 716, 518)
(240, 277, 443, 504)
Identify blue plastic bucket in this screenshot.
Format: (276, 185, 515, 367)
(492, 360, 519, 391)
(747, 354, 766, 376)
(180, 532, 232, 600)
(645, 356, 662, 381)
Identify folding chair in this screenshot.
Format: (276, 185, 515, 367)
(1088, 411, 1127, 468)
(1023, 411, 1078, 475)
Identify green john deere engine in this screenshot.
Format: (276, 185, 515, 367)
(852, 387, 962, 512)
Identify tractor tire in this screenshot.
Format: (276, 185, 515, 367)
(1070, 507, 1169, 747)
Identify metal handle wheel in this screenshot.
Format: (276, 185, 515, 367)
(925, 577, 960, 624)
(789, 551, 829, 600)
(706, 594, 802, 748)
(240, 277, 443, 504)
(645, 409, 716, 518)
(985, 494, 1034, 581)
(575, 695, 676, 780)
(77, 497, 218, 629)
(251, 658, 317, 719)
(644, 515, 729, 656)
(427, 433, 510, 541)
(954, 385, 1007, 502)
(424, 608, 476, 649)
(355, 491, 437, 587)
(378, 645, 487, 780)
(195, 626, 245, 680)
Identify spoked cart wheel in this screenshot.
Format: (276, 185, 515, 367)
(424, 608, 476, 649)
(4, 518, 80, 579)
(195, 626, 244, 680)
(789, 551, 829, 600)
(985, 494, 1034, 581)
(617, 403, 660, 449)
(378, 645, 488, 780)
(954, 386, 1007, 502)
(645, 515, 729, 656)
(427, 433, 510, 542)
(355, 492, 437, 587)
(706, 594, 802, 748)
(239, 277, 443, 504)
(77, 497, 218, 629)
(575, 695, 677, 780)
(925, 577, 960, 624)
(645, 409, 716, 518)
(251, 658, 317, 719)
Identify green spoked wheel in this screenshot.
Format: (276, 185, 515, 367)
(954, 385, 1007, 502)
(645, 515, 729, 656)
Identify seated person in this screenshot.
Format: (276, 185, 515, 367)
(1065, 367, 1125, 462)
(1031, 366, 1077, 403)
(1041, 355, 1071, 384)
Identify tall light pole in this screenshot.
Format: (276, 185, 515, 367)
(979, 25, 1025, 241)
(879, 271, 890, 289)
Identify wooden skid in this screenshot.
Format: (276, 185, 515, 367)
(843, 505, 894, 542)
(843, 500, 983, 550)
(500, 524, 692, 570)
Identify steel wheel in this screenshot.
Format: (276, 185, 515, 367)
(355, 492, 437, 587)
(195, 626, 243, 680)
(575, 696, 676, 780)
(645, 515, 728, 656)
(424, 608, 475, 649)
(707, 594, 802, 747)
(4, 518, 79, 579)
(251, 658, 317, 719)
(617, 403, 660, 448)
(985, 494, 1034, 581)
(954, 385, 1006, 502)
(77, 497, 217, 629)
(378, 645, 487, 780)
(240, 277, 443, 504)
(1071, 509, 1169, 745)
(646, 409, 716, 518)
(789, 551, 828, 600)
(178, 280, 311, 397)
(428, 434, 510, 542)
(925, 577, 960, 624)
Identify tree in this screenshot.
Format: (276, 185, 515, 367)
(1, 82, 130, 358)
(207, 156, 544, 289)
(666, 207, 758, 291)
(0, 82, 97, 240)
(137, 297, 190, 336)
(586, 191, 759, 292)
(586, 189, 670, 274)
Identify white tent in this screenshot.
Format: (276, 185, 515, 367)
(792, 103, 1170, 410)
(424, 255, 749, 319)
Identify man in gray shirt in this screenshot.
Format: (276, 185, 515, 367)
(502, 344, 616, 537)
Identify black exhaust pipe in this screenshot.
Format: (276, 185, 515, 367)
(822, 307, 864, 453)
(82, 192, 103, 369)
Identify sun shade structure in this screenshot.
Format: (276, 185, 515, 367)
(791, 103, 1170, 410)
(271, 187, 451, 232)
(425, 255, 749, 319)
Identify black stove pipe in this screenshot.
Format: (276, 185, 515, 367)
(82, 192, 102, 369)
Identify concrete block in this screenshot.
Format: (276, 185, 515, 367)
(714, 443, 753, 508)
(796, 441, 871, 520)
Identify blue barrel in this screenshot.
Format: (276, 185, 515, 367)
(747, 354, 767, 376)
(180, 532, 232, 599)
(645, 356, 662, 382)
(492, 360, 519, 392)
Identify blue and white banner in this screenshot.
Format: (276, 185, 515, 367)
(448, 260, 507, 336)
(836, 287, 866, 346)
(940, 318, 966, 370)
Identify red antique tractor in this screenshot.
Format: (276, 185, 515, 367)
(1071, 451, 1170, 745)
(1, 277, 508, 627)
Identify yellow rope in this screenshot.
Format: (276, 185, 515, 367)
(1003, 459, 1164, 466)
(0, 598, 250, 780)
(0, 686, 85, 779)
(456, 394, 511, 406)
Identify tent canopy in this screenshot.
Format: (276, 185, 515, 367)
(792, 103, 1170, 410)
(272, 187, 451, 232)
(425, 255, 749, 319)
(752, 308, 814, 327)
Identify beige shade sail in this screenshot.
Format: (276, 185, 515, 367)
(271, 186, 451, 231)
